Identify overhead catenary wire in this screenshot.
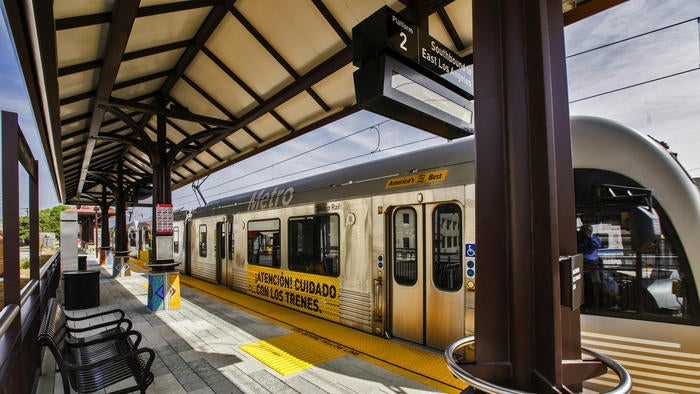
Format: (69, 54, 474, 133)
(172, 133, 443, 209)
(199, 119, 391, 194)
(172, 119, 443, 208)
(569, 16, 700, 104)
(202, 135, 442, 201)
(566, 16, 699, 59)
(569, 66, 700, 104)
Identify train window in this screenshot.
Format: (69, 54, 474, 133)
(228, 221, 234, 258)
(394, 208, 417, 285)
(576, 169, 699, 323)
(218, 223, 226, 260)
(247, 219, 280, 268)
(173, 227, 179, 254)
(144, 229, 151, 250)
(288, 214, 340, 277)
(198, 224, 207, 257)
(433, 204, 462, 291)
(129, 232, 136, 247)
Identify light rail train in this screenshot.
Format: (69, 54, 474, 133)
(131, 116, 700, 392)
(128, 220, 151, 261)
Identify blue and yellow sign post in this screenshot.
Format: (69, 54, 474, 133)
(112, 251, 131, 277)
(147, 271, 181, 311)
(147, 203, 181, 311)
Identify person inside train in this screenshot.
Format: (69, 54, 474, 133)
(578, 224, 619, 306)
(307, 259, 326, 274)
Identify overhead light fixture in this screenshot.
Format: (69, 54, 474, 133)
(355, 54, 474, 139)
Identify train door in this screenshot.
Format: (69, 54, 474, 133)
(217, 219, 235, 286)
(389, 202, 464, 349)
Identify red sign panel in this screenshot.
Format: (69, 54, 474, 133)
(155, 203, 173, 235)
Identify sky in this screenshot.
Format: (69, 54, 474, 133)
(0, 0, 698, 216)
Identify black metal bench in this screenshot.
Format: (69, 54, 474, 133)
(53, 297, 134, 345)
(38, 298, 155, 393)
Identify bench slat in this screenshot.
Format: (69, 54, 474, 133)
(38, 298, 154, 394)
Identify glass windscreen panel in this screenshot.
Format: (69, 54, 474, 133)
(576, 172, 698, 323)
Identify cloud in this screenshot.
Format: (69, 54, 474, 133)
(566, 0, 700, 176)
(1, 4, 60, 209)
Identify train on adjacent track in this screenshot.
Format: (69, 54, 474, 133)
(129, 116, 700, 392)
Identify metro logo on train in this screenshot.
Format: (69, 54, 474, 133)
(247, 186, 294, 210)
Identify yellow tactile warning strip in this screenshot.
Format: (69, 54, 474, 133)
(129, 258, 467, 393)
(240, 332, 347, 376)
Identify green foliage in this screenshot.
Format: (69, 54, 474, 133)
(19, 215, 30, 242)
(18, 205, 70, 243)
(41, 205, 69, 235)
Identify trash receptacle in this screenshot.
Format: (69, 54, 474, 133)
(63, 270, 100, 310)
(78, 255, 87, 271)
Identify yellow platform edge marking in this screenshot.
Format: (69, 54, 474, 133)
(129, 258, 467, 393)
(240, 332, 346, 376)
(180, 275, 467, 393)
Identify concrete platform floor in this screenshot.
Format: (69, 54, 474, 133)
(36, 258, 466, 394)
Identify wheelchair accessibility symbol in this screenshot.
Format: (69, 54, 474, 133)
(465, 244, 476, 257)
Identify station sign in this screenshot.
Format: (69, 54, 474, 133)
(353, 6, 474, 139)
(353, 6, 473, 98)
(353, 7, 420, 66)
(419, 36, 473, 97)
(385, 11, 420, 62)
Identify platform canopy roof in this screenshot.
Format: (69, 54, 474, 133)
(4, 0, 618, 206)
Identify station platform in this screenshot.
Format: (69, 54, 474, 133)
(36, 257, 468, 394)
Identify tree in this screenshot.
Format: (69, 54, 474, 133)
(41, 205, 69, 235)
(18, 205, 70, 244)
(19, 215, 29, 243)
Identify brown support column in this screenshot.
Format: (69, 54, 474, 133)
(29, 159, 39, 280)
(100, 191, 110, 265)
(2, 111, 21, 308)
(146, 113, 179, 311)
(150, 113, 174, 269)
(113, 165, 130, 277)
(466, 0, 604, 391)
(93, 208, 98, 258)
(80, 218, 89, 250)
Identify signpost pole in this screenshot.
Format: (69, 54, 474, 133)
(147, 113, 179, 311)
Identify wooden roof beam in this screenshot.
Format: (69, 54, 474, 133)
(55, 0, 217, 30)
(172, 46, 352, 168)
(78, 0, 140, 197)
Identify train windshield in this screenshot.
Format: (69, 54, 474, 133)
(575, 170, 699, 323)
